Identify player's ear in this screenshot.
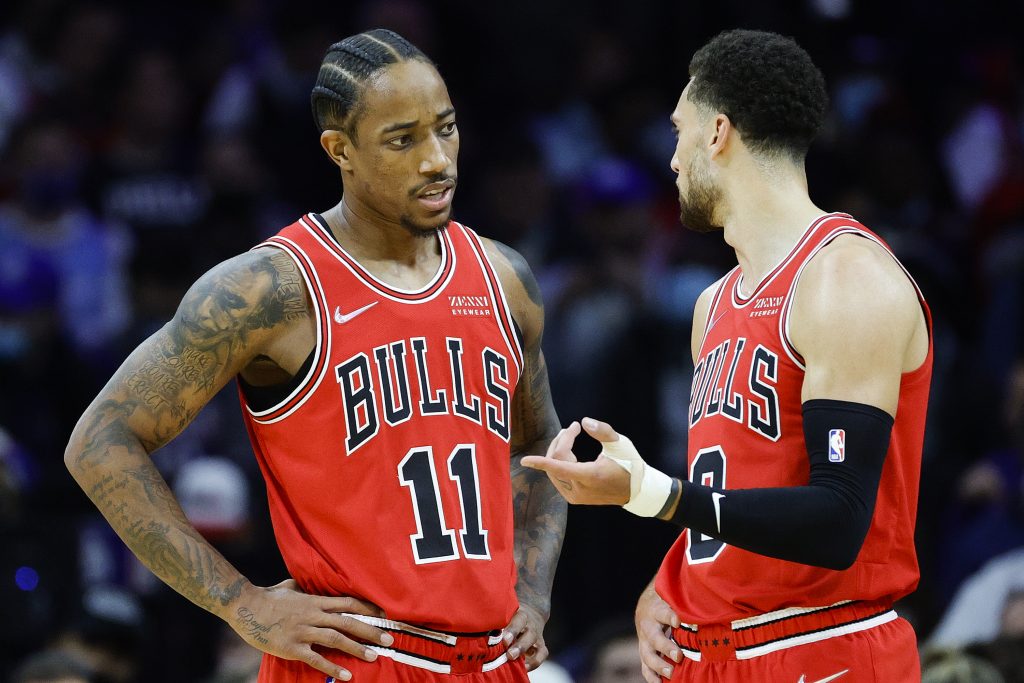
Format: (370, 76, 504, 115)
(708, 113, 732, 160)
(320, 129, 354, 172)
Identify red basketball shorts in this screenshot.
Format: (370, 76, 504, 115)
(256, 615, 529, 682)
(668, 600, 920, 682)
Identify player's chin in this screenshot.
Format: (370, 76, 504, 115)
(401, 210, 450, 236)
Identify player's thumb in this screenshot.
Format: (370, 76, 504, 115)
(581, 417, 619, 443)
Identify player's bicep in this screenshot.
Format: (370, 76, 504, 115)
(510, 346, 560, 455)
(90, 249, 295, 452)
(790, 241, 916, 415)
(483, 239, 560, 452)
(690, 281, 720, 365)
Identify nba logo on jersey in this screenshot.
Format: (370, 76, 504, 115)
(829, 429, 845, 462)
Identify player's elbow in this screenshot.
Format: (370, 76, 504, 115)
(812, 519, 870, 571)
(64, 431, 88, 478)
(816, 549, 858, 571)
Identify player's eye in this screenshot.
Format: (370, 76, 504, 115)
(439, 121, 457, 137)
(387, 135, 413, 149)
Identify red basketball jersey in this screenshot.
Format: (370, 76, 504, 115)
(240, 214, 523, 632)
(655, 213, 933, 624)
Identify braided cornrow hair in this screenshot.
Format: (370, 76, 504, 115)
(311, 29, 434, 139)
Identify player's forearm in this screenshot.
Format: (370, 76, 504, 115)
(65, 403, 251, 621)
(666, 479, 870, 569)
(511, 453, 567, 618)
(662, 400, 891, 570)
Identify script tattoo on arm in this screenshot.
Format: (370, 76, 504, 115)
(495, 241, 567, 619)
(66, 248, 309, 618)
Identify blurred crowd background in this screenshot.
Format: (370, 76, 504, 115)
(1, 0, 1024, 681)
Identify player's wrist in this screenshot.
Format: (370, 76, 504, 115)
(217, 579, 259, 622)
(623, 463, 675, 517)
(655, 478, 682, 521)
(601, 434, 676, 517)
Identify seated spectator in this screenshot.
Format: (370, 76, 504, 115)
(930, 547, 1024, 648)
(921, 649, 1005, 683)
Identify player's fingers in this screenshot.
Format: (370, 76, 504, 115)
(520, 455, 555, 470)
(317, 613, 394, 647)
(518, 455, 584, 480)
(306, 627, 379, 662)
(319, 596, 386, 618)
(639, 640, 674, 680)
(502, 610, 528, 645)
(544, 423, 579, 463)
(556, 421, 582, 457)
(523, 640, 549, 671)
(638, 622, 680, 663)
(298, 647, 354, 681)
(641, 663, 663, 683)
(508, 623, 539, 660)
(650, 601, 682, 630)
(581, 416, 620, 443)
(543, 428, 565, 458)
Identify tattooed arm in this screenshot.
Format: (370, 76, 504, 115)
(64, 248, 392, 681)
(484, 239, 567, 671)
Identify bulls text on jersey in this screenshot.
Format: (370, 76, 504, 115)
(335, 336, 513, 454)
(689, 337, 781, 441)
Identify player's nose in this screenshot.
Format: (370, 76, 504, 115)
(419, 134, 451, 175)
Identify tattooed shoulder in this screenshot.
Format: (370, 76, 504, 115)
(485, 239, 544, 352)
(82, 248, 313, 456)
(491, 240, 543, 309)
(175, 247, 310, 353)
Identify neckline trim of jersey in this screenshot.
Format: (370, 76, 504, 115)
(732, 212, 851, 306)
(304, 212, 453, 300)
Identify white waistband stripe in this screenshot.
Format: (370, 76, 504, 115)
(730, 600, 854, 630)
(346, 613, 508, 673)
(735, 610, 897, 660)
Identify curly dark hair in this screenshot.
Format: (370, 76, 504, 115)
(687, 29, 828, 160)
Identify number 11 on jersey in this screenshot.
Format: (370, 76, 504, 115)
(399, 445, 491, 564)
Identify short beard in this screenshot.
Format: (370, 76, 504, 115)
(678, 156, 723, 234)
(399, 215, 447, 238)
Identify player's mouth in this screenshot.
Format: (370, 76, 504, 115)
(415, 180, 455, 212)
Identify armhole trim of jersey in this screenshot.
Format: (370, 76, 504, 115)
(696, 269, 734, 353)
(245, 237, 332, 424)
(453, 222, 525, 376)
(731, 213, 851, 308)
(779, 226, 932, 371)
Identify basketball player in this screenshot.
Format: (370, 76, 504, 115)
(523, 30, 931, 682)
(65, 30, 566, 682)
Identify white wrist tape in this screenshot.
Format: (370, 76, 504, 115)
(600, 434, 674, 517)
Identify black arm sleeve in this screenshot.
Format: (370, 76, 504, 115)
(668, 399, 893, 570)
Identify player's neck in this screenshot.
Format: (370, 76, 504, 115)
(720, 167, 824, 294)
(321, 200, 442, 269)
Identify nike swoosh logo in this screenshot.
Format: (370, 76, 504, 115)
(798, 670, 850, 683)
(334, 301, 378, 324)
(711, 492, 725, 533)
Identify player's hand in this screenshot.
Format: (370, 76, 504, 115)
(502, 603, 549, 671)
(229, 579, 394, 681)
(636, 582, 681, 682)
(521, 418, 631, 505)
